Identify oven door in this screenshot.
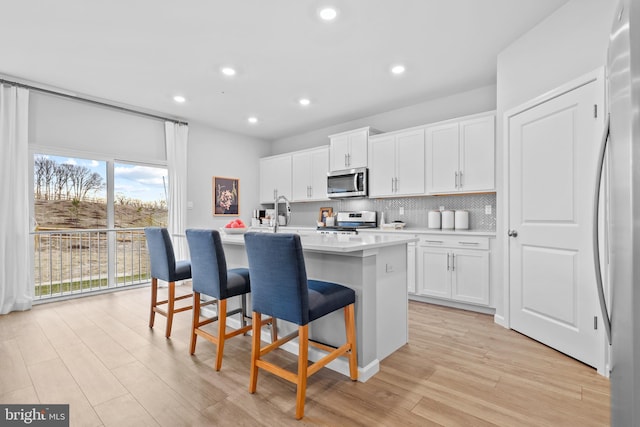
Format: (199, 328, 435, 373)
(327, 168, 367, 198)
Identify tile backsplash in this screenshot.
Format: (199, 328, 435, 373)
(272, 193, 496, 231)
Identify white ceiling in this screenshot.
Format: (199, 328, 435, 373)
(0, 0, 569, 141)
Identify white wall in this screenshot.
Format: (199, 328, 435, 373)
(271, 84, 497, 155)
(186, 121, 270, 229)
(494, 0, 617, 325)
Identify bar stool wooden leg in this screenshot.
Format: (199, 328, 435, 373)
(149, 277, 158, 328)
(215, 299, 228, 371)
(190, 292, 201, 354)
(345, 304, 358, 381)
(296, 324, 309, 420)
(249, 312, 262, 393)
(165, 281, 176, 338)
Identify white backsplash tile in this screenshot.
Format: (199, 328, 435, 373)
(272, 193, 496, 231)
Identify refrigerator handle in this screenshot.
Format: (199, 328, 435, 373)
(593, 113, 612, 345)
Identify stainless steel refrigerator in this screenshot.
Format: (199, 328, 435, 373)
(602, 0, 640, 424)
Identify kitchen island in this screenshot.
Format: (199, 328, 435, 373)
(221, 231, 418, 382)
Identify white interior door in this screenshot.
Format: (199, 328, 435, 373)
(508, 77, 604, 368)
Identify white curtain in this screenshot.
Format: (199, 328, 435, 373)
(0, 85, 32, 314)
(165, 121, 189, 260)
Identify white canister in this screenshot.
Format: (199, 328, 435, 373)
(441, 210, 455, 229)
(454, 210, 469, 230)
(428, 210, 441, 229)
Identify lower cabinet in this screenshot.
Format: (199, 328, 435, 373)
(407, 241, 416, 294)
(415, 235, 490, 306)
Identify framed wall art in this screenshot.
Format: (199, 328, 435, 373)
(213, 176, 239, 216)
(318, 206, 333, 224)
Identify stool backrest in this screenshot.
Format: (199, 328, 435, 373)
(244, 232, 310, 325)
(186, 229, 229, 299)
(144, 227, 177, 281)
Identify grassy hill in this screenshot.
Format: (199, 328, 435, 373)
(35, 199, 167, 229)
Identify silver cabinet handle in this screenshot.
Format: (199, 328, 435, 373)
(344, 153, 348, 167)
(455, 171, 458, 188)
(458, 241, 479, 245)
(423, 240, 444, 244)
(446, 253, 450, 271)
(507, 229, 518, 237)
(391, 178, 394, 193)
(459, 170, 464, 188)
(451, 253, 455, 271)
(593, 113, 611, 345)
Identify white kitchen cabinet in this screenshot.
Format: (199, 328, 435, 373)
(291, 146, 329, 202)
(426, 113, 495, 194)
(369, 129, 425, 197)
(416, 235, 490, 306)
(329, 127, 379, 171)
(259, 154, 292, 203)
(407, 241, 416, 294)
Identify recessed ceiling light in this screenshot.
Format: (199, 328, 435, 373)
(391, 65, 406, 75)
(299, 98, 311, 106)
(173, 95, 186, 103)
(221, 67, 237, 76)
(248, 117, 258, 124)
(319, 7, 338, 21)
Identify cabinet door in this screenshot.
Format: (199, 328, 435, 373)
(291, 152, 312, 201)
(396, 129, 425, 195)
(348, 129, 368, 169)
(459, 115, 495, 192)
(368, 135, 396, 197)
(426, 123, 459, 193)
(259, 155, 291, 203)
(330, 134, 350, 171)
(417, 247, 450, 299)
(309, 147, 329, 201)
(451, 250, 489, 305)
(407, 242, 416, 294)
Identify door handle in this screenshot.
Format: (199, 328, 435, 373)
(446, 253, 450, 271)
(507, 229, 518, 237)
(455, 171, 459, 188)
(451, 253, 455, 271)
(593, 113, 611, 345)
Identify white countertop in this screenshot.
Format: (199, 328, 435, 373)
(221, 230, 418, 253)
(262, 225, 496, 237)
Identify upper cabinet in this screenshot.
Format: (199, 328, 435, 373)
(259, 154, 292, 203)
(291, 146, 329, 202)
(329, 127, 380, 171)
(426, 113, 495, 194)
(369, 129, 425, 197)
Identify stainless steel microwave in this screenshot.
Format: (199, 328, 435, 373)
(327, 167, 368, 198)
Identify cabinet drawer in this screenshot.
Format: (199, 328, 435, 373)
(418, 235, 489, 250)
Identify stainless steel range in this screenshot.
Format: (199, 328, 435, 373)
(317, 211, 377, 235)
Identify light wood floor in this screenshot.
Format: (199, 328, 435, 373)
(0, 285, 610, 426)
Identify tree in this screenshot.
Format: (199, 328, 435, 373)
(68, 165, 104, 201)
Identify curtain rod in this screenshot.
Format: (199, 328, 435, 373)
(0, 77, 188, 126)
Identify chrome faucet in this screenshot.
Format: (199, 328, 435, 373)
(273, 192, 291, 233)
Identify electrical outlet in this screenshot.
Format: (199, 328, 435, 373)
(399, 207, 404, 215)
(386, 263, 394, 273)
(485, 205, 492, 215)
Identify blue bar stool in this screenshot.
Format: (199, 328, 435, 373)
(144, 227, 193, 338)
(243, 232, 358, 420)
(186, 229, 271, 371)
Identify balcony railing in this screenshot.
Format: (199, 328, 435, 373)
(32, 227, 151, 301)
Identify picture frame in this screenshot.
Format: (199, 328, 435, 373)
(213, 176, 239, 216)
(318, 207, 333, 224)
